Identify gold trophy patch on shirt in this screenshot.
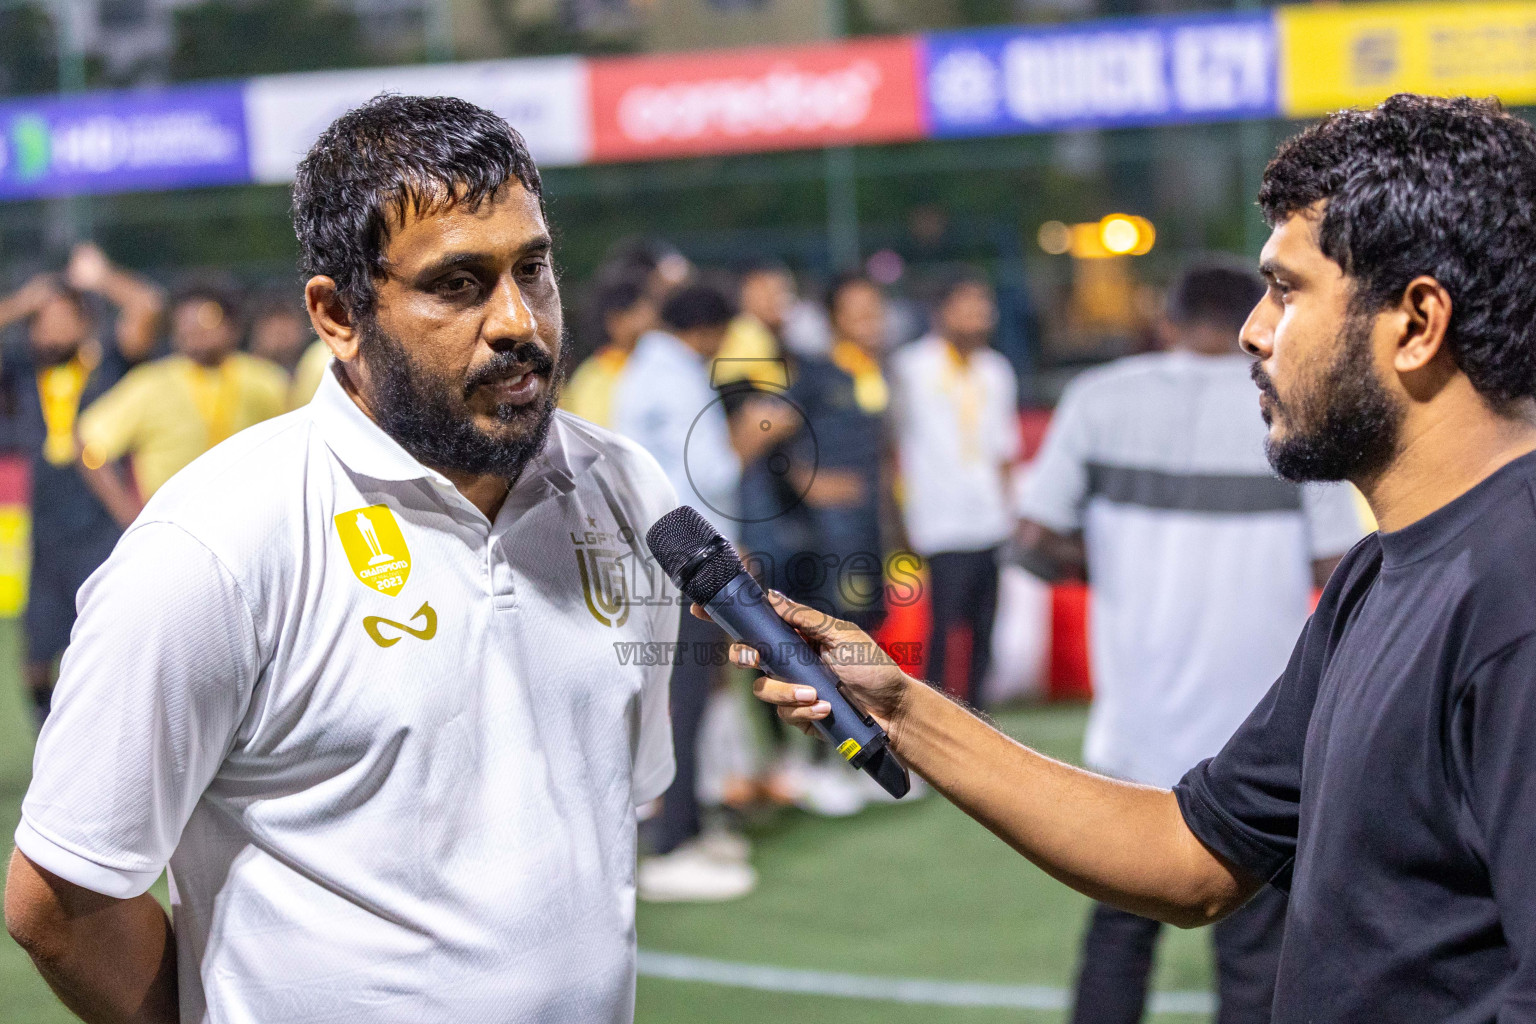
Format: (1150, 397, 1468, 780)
(335, 504, 411, 596)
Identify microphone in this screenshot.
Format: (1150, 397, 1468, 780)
(645, 506, 910, 799)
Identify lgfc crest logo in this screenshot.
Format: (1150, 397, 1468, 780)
(573, 520, 632, 628)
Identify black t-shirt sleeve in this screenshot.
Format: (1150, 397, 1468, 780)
(1175, 644, 1311, 887)
(1173, 546, 1372, 888)
(1456, 635, 1536, 1012)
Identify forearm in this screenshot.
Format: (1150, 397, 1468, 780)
(79, 463, 143, 528)
(1012, 520, 1086, 583)
(889, 682, 1255, 926)
(0, 293, 36, 332)
(97, 270, 164, 361)
(5, 850, 178, 1024)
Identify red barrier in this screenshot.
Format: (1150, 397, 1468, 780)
(1048, 583, 1093, 701)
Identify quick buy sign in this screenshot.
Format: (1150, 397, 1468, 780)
(922, 12, 1279, 137)
(587, 38, 926, 162)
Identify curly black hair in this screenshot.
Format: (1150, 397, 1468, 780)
(1260, 94, 1536, 406)
(292, 94, 543, 317)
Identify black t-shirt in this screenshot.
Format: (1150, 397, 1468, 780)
(1176, 449, 1536, 1023)
(0, 338, 126, 546)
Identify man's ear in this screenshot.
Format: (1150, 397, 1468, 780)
(1392, 275, 1454, 375)
(305, 276, 360, 363)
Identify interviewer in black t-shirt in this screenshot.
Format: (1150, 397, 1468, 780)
(732, 94, 1536, 1022)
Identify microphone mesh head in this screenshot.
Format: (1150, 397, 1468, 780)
(645, 506, 745, 605)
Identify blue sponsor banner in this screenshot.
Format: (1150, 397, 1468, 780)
(0, 84, 249, 200)
(921, 11, 1278, 138)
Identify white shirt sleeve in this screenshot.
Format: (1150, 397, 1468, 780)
(990, 354, 1022, 464)
(1301, 481, 1370, 561)
(1017, 378, 1094, 533)
(16, 522, 259, 898)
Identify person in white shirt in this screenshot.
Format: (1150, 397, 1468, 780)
(5, 95, 679, 1024)
(613, 282, 778, 901)
(1015, 259, 1365, 1024)
(891, 274, 1021, 707)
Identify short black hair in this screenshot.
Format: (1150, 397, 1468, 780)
(1167, 257, 1264, 333)
(935, 269, 992, 308)
(48, 284, 94, 324)
(660, 282, 735, 332)
(249, 288, 306, 322)
(594, 274, 649, 321)
(171, 284, 241, 327)
(738, 257, 791, 280)
(292, 94, 543, 318)
(1260, 93, 1536, 406)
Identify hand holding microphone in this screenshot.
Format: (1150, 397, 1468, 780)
(726, 591, 912, 738)
(646, 506, 912, 798)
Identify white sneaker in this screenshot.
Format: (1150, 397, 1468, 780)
(639, 842, 758, 903)
(795, 762, 868, 817)
(695, 828, 751, 865)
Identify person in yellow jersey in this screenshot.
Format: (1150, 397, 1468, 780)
(78, 286, 289, 522)
(714, 259, 796, 390)
(559, 273, 654, 428)
(0, 243, 163, 728)
(289, 336, 332, 407)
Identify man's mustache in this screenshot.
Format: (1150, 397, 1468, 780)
(1249, 361, 1281, 404)
(463, 342, 555, 397)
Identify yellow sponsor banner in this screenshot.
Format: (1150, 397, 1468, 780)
(1280, 1, 1536, 117)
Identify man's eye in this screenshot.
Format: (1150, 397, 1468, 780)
(437, 276, 478, 297)
(518, 260, 548, 280)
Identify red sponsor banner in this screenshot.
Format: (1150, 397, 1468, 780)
(588, 36, 926, 162)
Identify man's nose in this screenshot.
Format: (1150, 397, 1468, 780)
(1239, 301, 1272, 360)
(483, 274, 539, 350)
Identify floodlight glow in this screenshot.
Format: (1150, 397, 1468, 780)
(1100, 215, 1140, 255)
(1038, 220, 1072, 255)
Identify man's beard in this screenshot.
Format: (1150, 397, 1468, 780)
(358, 318, 564, 481)
(1254, 311, 1403, 483)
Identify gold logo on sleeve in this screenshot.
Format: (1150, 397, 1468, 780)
(363, 602, 437, 647)
(335, 504, 411, 596)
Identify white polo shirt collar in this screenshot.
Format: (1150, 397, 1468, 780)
(310, 362, 601, 524)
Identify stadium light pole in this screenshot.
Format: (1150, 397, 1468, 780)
(821, 0, 859, 271)
(1235, 0, 1266, 257)
(47, 0, 93, 244)
(423, 0, 453, 61)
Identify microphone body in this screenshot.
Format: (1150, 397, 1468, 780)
(646, 506, 910, 799)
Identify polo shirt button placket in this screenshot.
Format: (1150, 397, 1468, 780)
(488, 536, 517, 612)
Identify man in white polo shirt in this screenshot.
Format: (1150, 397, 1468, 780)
(4, 96, 678, 1024)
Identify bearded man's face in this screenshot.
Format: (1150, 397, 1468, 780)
(353, 183, 565, 480)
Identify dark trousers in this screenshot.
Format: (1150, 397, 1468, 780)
(654, 609, 723, 855)
(924, 547, 1001, 706)
(1069, 885, 1286, 1024)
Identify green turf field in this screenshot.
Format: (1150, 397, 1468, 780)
(0, 621, 1215, 1022)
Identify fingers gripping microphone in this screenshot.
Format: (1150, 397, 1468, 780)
(646, 506, 910, 799)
